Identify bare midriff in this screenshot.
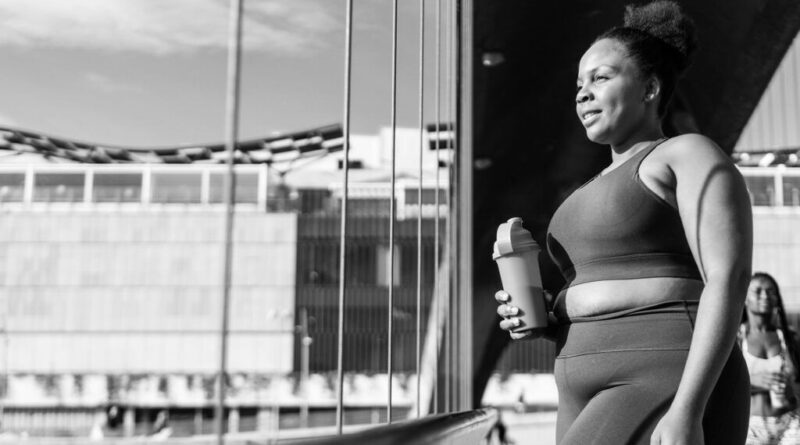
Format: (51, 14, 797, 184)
(553, 276, 705, 320)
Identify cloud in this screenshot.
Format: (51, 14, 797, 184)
(83, 72, 142, 94)
(0, 0, 340, 56)
(0, 113, 21, 128)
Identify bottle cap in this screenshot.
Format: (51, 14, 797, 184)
(492, 217, 540, 260)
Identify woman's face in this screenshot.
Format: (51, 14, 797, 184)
(746, 277, 778, 316)
(575, 39, 650, 145)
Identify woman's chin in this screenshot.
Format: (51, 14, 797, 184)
(584, 129, 608, 145)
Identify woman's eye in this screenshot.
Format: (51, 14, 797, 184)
(594, 75, 607, 83)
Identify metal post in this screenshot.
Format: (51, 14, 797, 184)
(84, 170, 94, 204)
(415, 0, 426, 419)
(433, 0, 442, 415)
(456, 0, 474, 410)
(775, 165, 785, 206)
(335, 0, 355, 435)
(387, 0, 399, 425)
(443, 0, 453, 413)
(216, 0, 244, 444)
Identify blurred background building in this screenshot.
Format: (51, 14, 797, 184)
(0, 123, 459, 437)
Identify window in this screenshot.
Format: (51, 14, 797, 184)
(209, 172, 259, 204)
(94, 173, 142, 203)
(151, 172, 202, 203)
(33, 173, 84, 203)
(0, 173, 25, 203)
(783, 176, 800, 206)
(743, 175, 775, 206)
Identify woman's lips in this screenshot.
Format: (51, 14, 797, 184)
(581, 110, 601, 125)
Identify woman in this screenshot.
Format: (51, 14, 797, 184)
(495, 1, 753, 444)
(742, 272, 800, 445)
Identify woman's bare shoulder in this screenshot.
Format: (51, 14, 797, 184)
(663, 133, 722, 154)
(659, 133, 732, 169)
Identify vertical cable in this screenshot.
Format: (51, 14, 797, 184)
(448, 0, 460, 411)
(452, 0, 462, 411)
(443, 0, 453, 413)
(450, 0, 461, 411)
(387, 0, 399, 424)
(455, 0, 472, 410)
(432, 0, 442, 416)
(415, 0, 426, 419)
(217, 0, 243, 443)
(335, 0, 354, 434)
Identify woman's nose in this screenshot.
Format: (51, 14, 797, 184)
(576, 87, 590, 104)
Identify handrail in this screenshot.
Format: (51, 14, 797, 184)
(278, 409, 498, 445)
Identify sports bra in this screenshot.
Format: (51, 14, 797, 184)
(546, 138, 702, 289)
(741, 327, 787, 376)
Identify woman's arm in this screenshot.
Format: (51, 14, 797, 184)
(652, 134, 753, 441)
(787, 331, 800, 399)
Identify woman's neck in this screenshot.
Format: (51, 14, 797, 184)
(609, 126, 665, 163)
(747, 314, 776, 333)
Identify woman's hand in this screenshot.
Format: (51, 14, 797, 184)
(495, 290, 555, 340)
(749, 370, 784, 392)
(650, 408, 703, 445)
(773, 372, 795, 403)
(495, 290, 532, 340)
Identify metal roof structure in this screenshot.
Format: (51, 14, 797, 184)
(0, 124, 343, 164)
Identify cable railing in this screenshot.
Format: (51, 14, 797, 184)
(0, 0, 472, 443)
(331, 0, 468, 435)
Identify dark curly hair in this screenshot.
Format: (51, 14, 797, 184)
(596, 1, 698, 116)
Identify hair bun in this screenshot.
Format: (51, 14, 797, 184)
(623, 1, 697, 60)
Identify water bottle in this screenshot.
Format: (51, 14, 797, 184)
(492, 217, 548, 332)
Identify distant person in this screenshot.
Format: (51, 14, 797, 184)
(150, 409, 172, 440)
(89, 409, 106, 441)
(492, 410, 515, 445)
(495, 1, 753, 444)
(741, 272, 800, 444)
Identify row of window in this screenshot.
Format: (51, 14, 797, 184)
(742, 170, 800, 207)
(1, 168, 789, 208)
(0, 169, 263, 205)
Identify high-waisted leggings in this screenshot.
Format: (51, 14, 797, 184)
(554, 300, 750, 445)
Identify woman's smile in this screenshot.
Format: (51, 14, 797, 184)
(580, 109, 602, 125)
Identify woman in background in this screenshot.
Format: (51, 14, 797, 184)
(742, 272, 800, 445)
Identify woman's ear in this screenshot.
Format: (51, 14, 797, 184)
(644, 77, 661, 102)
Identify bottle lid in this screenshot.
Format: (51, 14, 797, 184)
(492, 217, 539, 260)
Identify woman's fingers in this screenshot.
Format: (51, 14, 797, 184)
(496, 304, 519, 318)
(496, 290, 532, 339)
(510, 331, 532, 340)
(499, 317, 521, 331)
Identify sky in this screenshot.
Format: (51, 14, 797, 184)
(0, 0, 456, 147)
